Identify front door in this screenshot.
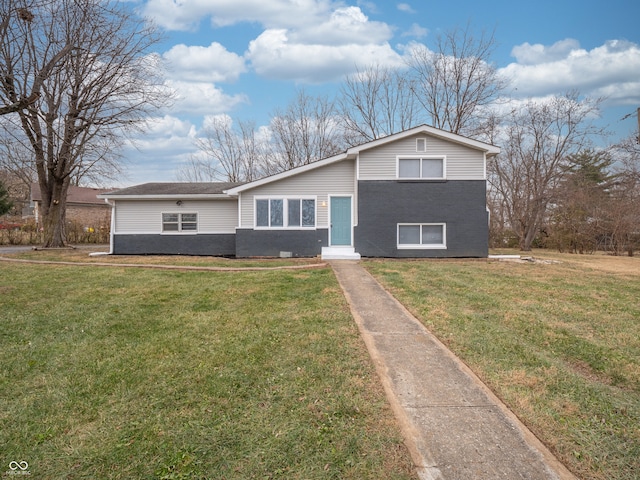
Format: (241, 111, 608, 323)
(330, 196, 352, 246)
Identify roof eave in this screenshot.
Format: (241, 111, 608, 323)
(97, 193, 234, 200)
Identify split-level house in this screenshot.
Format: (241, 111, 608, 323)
(99, 125, 500, 259)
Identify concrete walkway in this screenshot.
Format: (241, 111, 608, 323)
(330, 260, 577, 480)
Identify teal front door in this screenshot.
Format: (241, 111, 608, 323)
(330, 196, 352, 246)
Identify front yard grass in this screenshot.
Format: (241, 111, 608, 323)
(0, 260, 414, 479)
(4, 247, 324, 269)
(365, 252, 640, 480)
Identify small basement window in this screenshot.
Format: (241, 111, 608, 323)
(162, 212, 198, 232)
(398, 223, 446, 249)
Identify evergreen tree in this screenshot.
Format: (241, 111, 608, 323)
(550, 149, 615, 253)
(0, 180, 13, 216)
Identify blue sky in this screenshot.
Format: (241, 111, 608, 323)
(120, 0, 640, 186)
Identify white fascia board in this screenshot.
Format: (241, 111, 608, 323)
(225, 152, 350, 195)
(97, 193, 234, 200)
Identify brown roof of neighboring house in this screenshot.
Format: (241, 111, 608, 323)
(30, 184, 113, 205)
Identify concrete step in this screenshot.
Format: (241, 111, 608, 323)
(321, 246, 361, 260)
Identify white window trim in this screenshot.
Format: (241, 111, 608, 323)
(254, 195, 317, 230)
(161, 212, 199, 234)
(396, 155, 447, 180)
(397, 223, 447, 249)
(416, 137, 427, 152)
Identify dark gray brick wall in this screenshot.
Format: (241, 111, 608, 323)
(235, 229, 328, 257)
(355, 180, 488, 257)
(113, 234, 236, 256)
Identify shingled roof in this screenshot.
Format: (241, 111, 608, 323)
(31, 184, 113, 205)
(101, 182, 245, 197)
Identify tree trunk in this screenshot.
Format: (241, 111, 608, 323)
(40, 179, 69, 248)
(521, 228, 536, 251)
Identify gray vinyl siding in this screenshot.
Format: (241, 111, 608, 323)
(113, 199, 237, 234)
(238, 159, 355, 228)
(358, 133, 485, 180)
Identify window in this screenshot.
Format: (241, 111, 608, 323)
(416, 138, 427, 152)
(162, 212, 198, 232)
(398, 156, 445, 179)
(255, 198, 316, 228)
(398, 223, 446, 249)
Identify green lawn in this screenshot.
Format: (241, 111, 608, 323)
(0, 260, 414, 479)
(365, 253, 640, 480)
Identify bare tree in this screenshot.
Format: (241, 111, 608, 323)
(488, 93, 604, 251)
(0, 0, 168, 247)
(0, 2, 70, 116)
(338, 64, 422, 144)
(185, 116, 267, 183)
(604, 134, 640, 255)
(407, 24, 507, 137)
(177, 155, 223, 183)
(270, 89, 346, 170)
(0, 134, 36, 195)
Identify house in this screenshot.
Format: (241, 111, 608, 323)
(31, 184, 112, 231)
(99, 125, 500, 259)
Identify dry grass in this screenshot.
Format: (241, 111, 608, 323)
(1, 247, 325, 269)
(0, 258, 415, 479)
(365, 252, 640, 480)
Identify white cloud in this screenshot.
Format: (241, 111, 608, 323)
(120, 115, 200, 185)
(402, 23, 427, 39)
(163, 42, 246, 83)
(142, 0, 335, 31)
(146, 1, 400, 84)
(500, 39, 640, 106)
(135, 115, 197, 150)
(397, 3, 415, 14)
(356, 0, 379, 14)
(292, 6, 392, 45)
(246, 28, 404, 83)
(510, 39, 581, 65)
(165, 80, 248, 115)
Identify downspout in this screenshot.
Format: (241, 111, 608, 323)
(104, 198, 115, 254)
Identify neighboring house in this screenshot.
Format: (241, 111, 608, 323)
(99, 125, 500, 259)
(31, 184, 112, 230)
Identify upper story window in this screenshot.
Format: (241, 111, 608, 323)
(162, 212, 198, 232)
(256, 197, 316, 229)
(397, 156, 446, 179)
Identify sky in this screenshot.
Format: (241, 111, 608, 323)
(118, 0, 640, 186)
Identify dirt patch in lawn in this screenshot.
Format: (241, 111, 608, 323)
(554, 253, 640, 276)
(493, 249, 640, 276)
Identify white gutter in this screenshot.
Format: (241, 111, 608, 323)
(97, 194, 233, 200)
